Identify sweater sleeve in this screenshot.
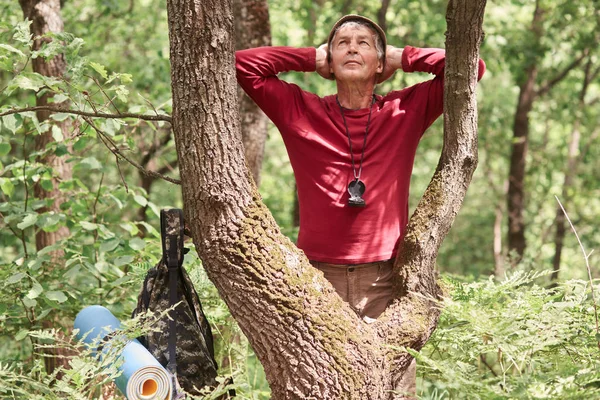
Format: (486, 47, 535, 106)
(235, 47, 317, 126)
(399, 46, 486, 133)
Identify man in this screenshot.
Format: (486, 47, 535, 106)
(236, 14, 485, 397)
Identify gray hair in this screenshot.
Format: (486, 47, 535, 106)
(328, 20, 385, 63)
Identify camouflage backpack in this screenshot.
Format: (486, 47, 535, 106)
(132, 209, 218, 396)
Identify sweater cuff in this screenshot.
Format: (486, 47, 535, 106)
(401, 45, 416, 73)
(300, 47, 317, 72)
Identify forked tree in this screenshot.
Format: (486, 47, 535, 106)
(166, 0, 486, 397)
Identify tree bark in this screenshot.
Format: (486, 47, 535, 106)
(234, 0, 271, 186)
(19, 0, 73, 256)
(167, 0, 486, 397)
(377, 0, 392, 32)
(506, 0, 544, 261)
(19, 0, 73, 377)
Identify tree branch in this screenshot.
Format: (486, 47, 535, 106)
(140, 129, 173, 167)
(377, 0, 392, 32)
(82, 116, 181, 185)
(0, 105, 172, 123)
(378, 0, 487, 386)
(536, 51, 588, 97)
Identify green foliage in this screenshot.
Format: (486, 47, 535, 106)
(417, 271, 600, 399)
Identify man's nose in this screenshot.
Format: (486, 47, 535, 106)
(347, 41, 358, 53)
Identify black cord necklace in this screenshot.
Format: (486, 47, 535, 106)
(336, 95, 375, 207)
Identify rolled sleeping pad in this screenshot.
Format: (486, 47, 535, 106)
(74, 305, 172, 400)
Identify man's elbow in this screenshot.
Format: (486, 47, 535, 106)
(477, 59, 486, 81)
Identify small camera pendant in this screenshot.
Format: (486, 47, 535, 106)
(348, 179, 366, 207)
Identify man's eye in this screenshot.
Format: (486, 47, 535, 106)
(360, 41, 370, 46)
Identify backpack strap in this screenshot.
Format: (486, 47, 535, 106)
(160, 209, 185, 379)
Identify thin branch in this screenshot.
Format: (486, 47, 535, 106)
(480, 354, 498, 377)
(0, 210, 28, 255)
(88, 75, 121, 115)
(555, 196, 599, 349)
(21, 134, 29, 259)
(0, 54, 32, 97)
(140, 129, 173, 167)
(115, 156, 129, 193)
(537, 52, 588, 96)
(83, 116, 181, 185)
(0, 106, 172, 123)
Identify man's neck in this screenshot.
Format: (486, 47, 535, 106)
(335, 81, 376, 110)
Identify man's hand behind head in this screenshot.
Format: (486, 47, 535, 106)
(316, 44, 333, 80)
(377, 45, 403, 83)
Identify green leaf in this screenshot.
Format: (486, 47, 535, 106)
(120, 222, 138, 235)
(79, 156, 103, 171)
(0, 178, 15, 198)
(22, 297, 36, 308)
(37, 212, 62, 231)
(115, 85, 129, 102)
(9, 73, 45, 92)
(45, 291, 67, 303)
(73, 136, 91, 151)
(114, 255, 134, 267)
(40, 177, 54, 191)
(0, 142, 12, 156)
(0, 44, 26, 58)
(80, 221, 98, 231)
(51, 125, 64, 142)
(37, 309, 52, 320)
(133, 195, 147, 207)
(50, 112, 70, 122)
(51, 94, 69, 104)
(15, 329, 29, 341)
(2, 114, 18, 134)
(147, 202, 161, 218)
(89, 61, 108, 79)
(17, 213, 38, 230)
(109, 194, 124, 209)
(26, 281, 43, 299)
(129, 237, 146, 251)
(120, 73, 133, 84)
(7, 272, 27, 284)
(100, 238, 120, 253)
(94, 261, 109, 274)
(102, 118, 123, 136)
(13, 21, 33, 45)
(55, 143, 68, 157)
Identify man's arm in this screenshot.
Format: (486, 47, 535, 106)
(390, 46, 486, 132)
(236, 47, 317, 126)
(379, 45, 485, 82)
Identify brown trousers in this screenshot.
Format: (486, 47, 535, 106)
(310, 260, 417, 399)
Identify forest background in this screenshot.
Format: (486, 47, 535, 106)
(0, 0, 599, 398)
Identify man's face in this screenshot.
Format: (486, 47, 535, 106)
(329, 25, 382, 84)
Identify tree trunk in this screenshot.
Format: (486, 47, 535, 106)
(551, 57, 594, 282)
(506, 0, 544, 261)
(166, 0, 486, 397)
(19, 0, 73, 255)
(19, 0, 73, 377)
(234, 0, 271, 186)
(377, 0, 392, 32)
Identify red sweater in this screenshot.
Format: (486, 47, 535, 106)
(236, 46, 485, 263)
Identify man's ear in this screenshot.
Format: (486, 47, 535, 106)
(377, 59, 384, 73)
